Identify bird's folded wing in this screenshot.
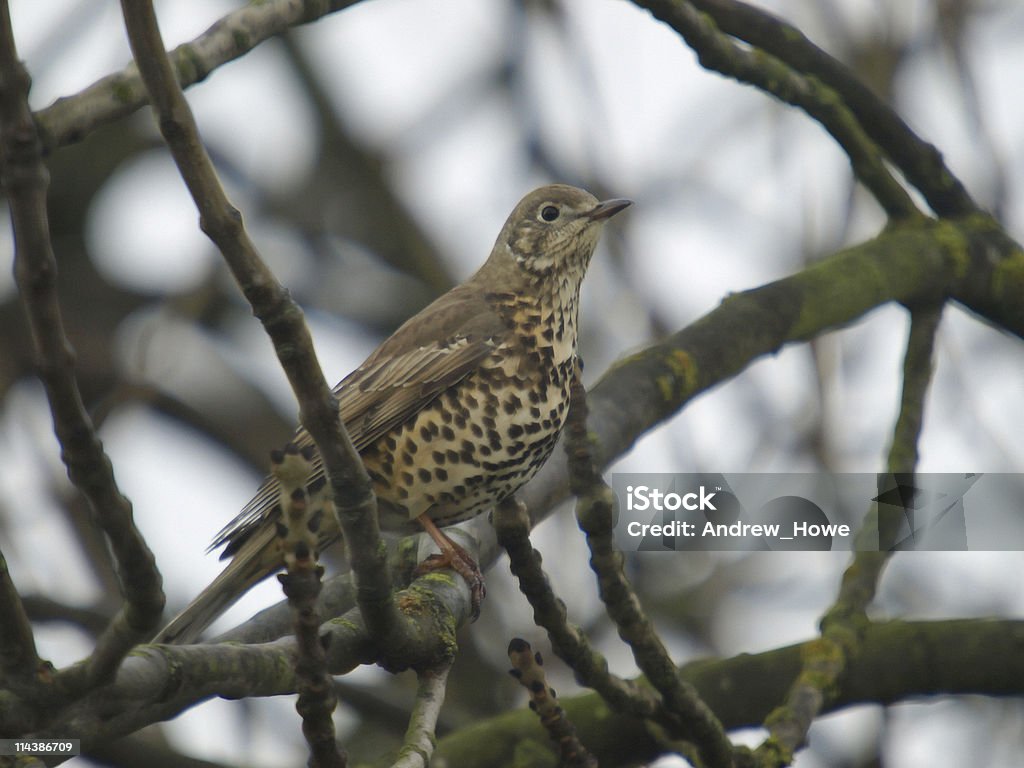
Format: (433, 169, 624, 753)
(209, 284, 509, 556)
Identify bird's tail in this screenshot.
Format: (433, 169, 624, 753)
(152, 526, 279, 645)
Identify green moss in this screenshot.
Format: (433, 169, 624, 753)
(754, 733, 793, 767)
(329, 616, 362, 633)
(111, 76, 136, 105)
(412, 570, 458, 590)
(401, 579, 458, 661)
(930, 218, 971, 280)
(653, 348, 697, 404)
(992, 247, 1024, 304)
(173, 44, 207, 84)
(665, 348, 698, 391)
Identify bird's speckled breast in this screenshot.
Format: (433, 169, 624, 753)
(362, 287, 580, 527)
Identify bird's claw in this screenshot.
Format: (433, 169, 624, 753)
(415, 548, 486, 621)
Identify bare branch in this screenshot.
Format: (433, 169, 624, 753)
(581, 221, 1020, 495)
(23, 572, 470, 756)
(273, 446, 345, 767)
(118, 0, 408, 645)
(36, 0, 362, 153)
(754, 305, 944, 765)
(563, 371, 737, 768)
(391, 664, 452, 768)
(507, 638, 596, 768)
(493, 496, 666, 718)
(887, 305, 945, 474)
(435, 619, 1024, 767)
(633, 0, 920, 220)
(677, 0, 982, 218)
(0, 0, 164, 698)
(0, 548, 42, 692)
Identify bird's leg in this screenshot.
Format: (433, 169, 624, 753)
(414, 514, 486, 620)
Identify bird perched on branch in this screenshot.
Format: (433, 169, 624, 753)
(154, 184, 630, 643)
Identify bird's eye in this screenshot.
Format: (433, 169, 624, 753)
(540, 205, 560, 222)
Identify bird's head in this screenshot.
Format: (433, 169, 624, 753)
(486, 184, 631, 281)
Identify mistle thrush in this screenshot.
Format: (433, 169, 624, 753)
(155, 184, 630, 643)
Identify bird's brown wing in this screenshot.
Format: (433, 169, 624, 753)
(210, 282, 509, 556)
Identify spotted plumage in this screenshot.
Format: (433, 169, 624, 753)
(154, 184, 630, 643)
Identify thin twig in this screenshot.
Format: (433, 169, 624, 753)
(36, 0, 362, 153)
(494, 497, 663, 721)
(634, 0, 920, 220)
(391, 664, 452, 768)
(118, 0, 406, 644)
(563, 369, 738, 768)
(682, 0, 982, 218)
(507, 638, 597, 768)
(273, 446, 346, 768)
(886, 305, 945, 476)
(285, 564, 345, 768)
(0, 548, 43, 692)
(754, 304, 944, 766)
(0, 0, 164, 698)
(18, 596, 111, 638)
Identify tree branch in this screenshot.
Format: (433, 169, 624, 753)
(118, 0, 409, 647)
(494, 497, 663, 722)
(507, 639, 597, 768)
(391, 664, 452, 768)
(0, 548, 41, 693)
(674, 0, 982, 218)
(18, 613, 1024, 763)
(273, 447, 345, 767)
(36, 0, 362, 153)
(562, 372, 736, 768)
(754, 304, 944, 766)
(434, 619, 1024, 768)
(633, 0, 921, 220)
(887, 304, 944, 473)
(581, 219, 1019, 495)
(22, 572, 469, 758)
(0, 0, 164, 701)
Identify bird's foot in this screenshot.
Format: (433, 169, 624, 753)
(415, 538, 486, 621)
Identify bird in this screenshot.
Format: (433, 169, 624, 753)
(154, 184, 630, 644)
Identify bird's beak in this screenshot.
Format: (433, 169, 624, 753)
(587, 198, 632, 221)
